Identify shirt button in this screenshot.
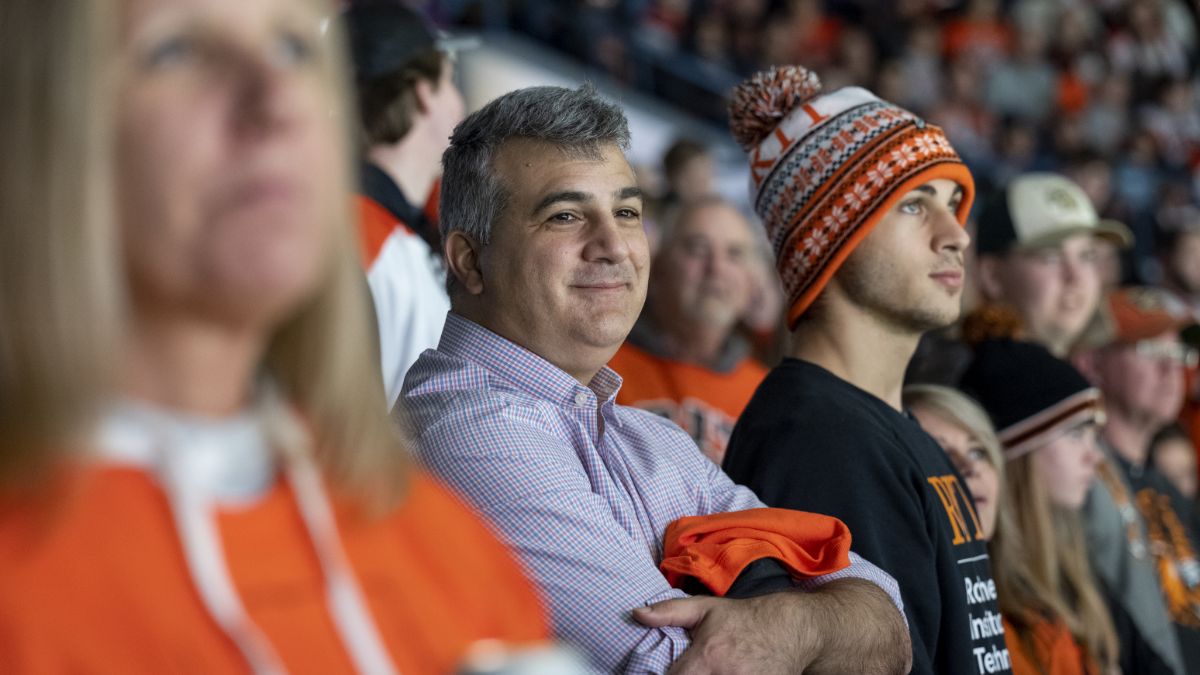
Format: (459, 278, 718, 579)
(574, 392, 589, 406)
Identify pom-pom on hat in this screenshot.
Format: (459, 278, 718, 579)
(731, 66, 975, 327)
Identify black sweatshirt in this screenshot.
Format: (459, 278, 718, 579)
(724, 359, 1011, 675)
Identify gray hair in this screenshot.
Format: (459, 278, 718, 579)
(439, 83, 631, 248)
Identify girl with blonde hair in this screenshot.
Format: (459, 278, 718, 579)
(902, 384, 1108, 672)
(944, 337, 1122, 674)
(0, 0, 551, 671)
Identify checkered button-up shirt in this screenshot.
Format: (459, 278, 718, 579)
(402, 313, 903, 674)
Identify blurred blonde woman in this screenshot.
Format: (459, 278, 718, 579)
(951, 337, 1122, 675)
(0, 0, 549, 672)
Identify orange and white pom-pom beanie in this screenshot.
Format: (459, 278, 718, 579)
(730, 65, 975, 326)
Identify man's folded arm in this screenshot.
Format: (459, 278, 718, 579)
(415, 412, 694, 674)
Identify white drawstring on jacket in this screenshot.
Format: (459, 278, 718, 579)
(94, 383, 399, 675)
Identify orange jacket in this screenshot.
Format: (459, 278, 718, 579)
(1004, 615, 1098, 675)
(659, 507, 852, 596)
(0, 467, 548, 674)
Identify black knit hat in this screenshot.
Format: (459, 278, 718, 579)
(959, 338, 1103, 460)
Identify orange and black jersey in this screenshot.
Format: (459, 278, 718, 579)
(1109, 444, 1200, 672)
(608, 319, 767, 465)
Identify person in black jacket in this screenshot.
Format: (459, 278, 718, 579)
(722, 64, 1011, 675)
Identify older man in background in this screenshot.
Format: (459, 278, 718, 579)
(1074, 287, 1200, 673)
(609, 197, 768, 464)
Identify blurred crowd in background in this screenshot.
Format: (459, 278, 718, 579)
(439, 0, 1200, 285)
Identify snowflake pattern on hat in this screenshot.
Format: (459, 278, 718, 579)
(730, 65, 975, 326)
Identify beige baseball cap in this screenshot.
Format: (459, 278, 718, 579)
(975, 173, 1133, 255)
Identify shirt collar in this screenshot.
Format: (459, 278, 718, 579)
(439, 312, 624, 408)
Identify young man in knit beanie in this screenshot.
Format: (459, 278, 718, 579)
(722, 66, 1011, 675)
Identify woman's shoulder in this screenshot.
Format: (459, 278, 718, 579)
(0, 465, 166, 566)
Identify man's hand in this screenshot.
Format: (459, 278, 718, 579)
(632, 578, 911, 675)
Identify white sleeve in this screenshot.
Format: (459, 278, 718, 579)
(365, 230, 450, 409)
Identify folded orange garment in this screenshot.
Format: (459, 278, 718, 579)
(659, 507, 852, 596)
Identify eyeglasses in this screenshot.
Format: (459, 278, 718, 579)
(1133, 340, 1200, 368)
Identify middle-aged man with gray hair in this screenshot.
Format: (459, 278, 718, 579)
(401, 84, 910, 673)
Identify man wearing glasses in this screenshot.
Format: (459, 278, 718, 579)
(1074, 286, 1200, 673)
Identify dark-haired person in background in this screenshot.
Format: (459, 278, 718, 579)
(344, 2, 465, 407)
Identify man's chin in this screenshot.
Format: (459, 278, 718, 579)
(576, 312, 638, 347)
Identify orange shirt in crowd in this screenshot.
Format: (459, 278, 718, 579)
(1004, 616, 1098, 675)
(942, 18, 1012, 62)
(0, 468, 548, 674)
(609, 335, 766, 465)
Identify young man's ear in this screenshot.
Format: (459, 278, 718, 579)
(445, 231, 484, 296)
(975, 254, 1006, 302)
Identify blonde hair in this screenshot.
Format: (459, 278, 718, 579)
(6, 0, 409, 510)
(903, 385, 1118, 673)
(0, 0, 119, 482)
(903, 384, 1004, 476)
(260, 6, 411, 512)
(1003, 454, 1118, 672)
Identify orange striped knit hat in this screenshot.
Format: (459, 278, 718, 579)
(730, 66, 975, 327)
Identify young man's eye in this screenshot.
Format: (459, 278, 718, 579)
(898, 199, 923, 216)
